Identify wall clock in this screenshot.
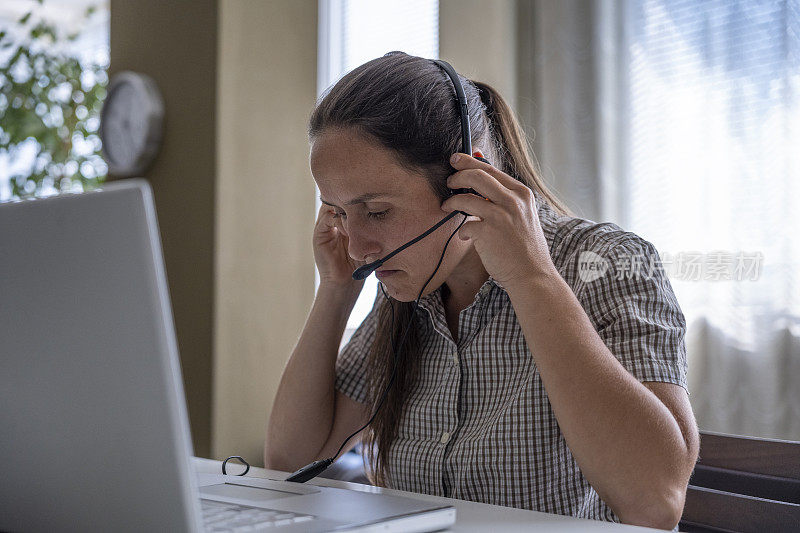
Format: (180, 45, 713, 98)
(99, 71, 164, 177)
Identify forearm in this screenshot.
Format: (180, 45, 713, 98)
(504, 268, 692, 528)
(264, 284, 360, 470)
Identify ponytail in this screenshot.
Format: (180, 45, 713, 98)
(473, 81, 573, 217)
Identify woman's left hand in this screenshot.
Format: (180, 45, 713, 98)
(440, 152, 556, 289)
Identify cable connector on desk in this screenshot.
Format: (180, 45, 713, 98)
(285, 458, 334, 483)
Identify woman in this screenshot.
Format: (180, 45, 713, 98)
(265, 52, 699, 531)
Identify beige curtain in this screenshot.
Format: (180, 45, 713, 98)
(515, 0, 800, 441)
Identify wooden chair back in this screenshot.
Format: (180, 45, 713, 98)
(679, 431, 800, 532)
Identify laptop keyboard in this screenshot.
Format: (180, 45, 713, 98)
(201, 499, 316, 531)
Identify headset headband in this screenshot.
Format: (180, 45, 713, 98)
(433, 59, 472, 155)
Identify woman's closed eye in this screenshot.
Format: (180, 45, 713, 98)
(331, 209, 390, 221)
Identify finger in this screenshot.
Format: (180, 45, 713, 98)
(440, 192, 499, 221)
(449, 152, 526, 192)
(456, 219, 482, 241)
(446, 168, 515, 206)
(318, 203, 334, 221)
(318, 205, 341, 231)
(315, 207, 330, 230)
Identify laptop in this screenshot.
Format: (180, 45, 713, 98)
(0, 179, 456, 532)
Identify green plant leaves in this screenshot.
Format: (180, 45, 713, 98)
(1, 1, 107, 199)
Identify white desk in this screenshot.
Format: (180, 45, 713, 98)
(193, 457, 667, 532)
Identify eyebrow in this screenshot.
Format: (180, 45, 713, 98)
(318, 193, 393, 208)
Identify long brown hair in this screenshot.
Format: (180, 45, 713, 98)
(308, 52, 571, 487)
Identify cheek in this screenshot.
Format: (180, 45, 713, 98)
(384, 211, 462, 264)
(408, 223, 461, 262)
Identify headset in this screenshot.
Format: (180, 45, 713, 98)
(285, 59, 488, 484)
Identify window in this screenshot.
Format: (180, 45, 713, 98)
(316, 0, 439, 347)
(618, 0, 800, 439)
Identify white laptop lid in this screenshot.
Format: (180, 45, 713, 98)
(0, 180, 201, 532)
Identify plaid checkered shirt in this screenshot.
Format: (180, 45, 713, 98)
(335, 197, 688, 528)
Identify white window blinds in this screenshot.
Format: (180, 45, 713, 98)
(623, 0, 800, 341)
(620, 0, 800, 439)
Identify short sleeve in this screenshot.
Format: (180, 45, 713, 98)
(577, 233, 689, 392)
(334, 285, 385, 404)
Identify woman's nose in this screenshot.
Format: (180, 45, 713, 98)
(339, 219, 381, 262)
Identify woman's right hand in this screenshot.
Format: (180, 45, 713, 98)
(313, 204, 367, 291)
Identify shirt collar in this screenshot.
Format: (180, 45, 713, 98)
(415, 275, 503, 314)
(534, 190, 561, 246)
